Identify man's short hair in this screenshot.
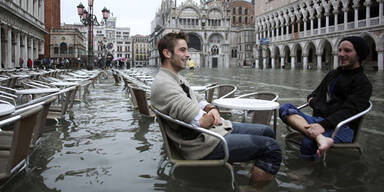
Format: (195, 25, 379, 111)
(158, 32, 189, 63)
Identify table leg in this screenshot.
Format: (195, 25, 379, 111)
(242, 110, 248, 122)
(273, 109, 277, 138)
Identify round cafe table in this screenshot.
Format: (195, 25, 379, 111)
(212, 98, 280, 134)
(190, 86, 206, 91)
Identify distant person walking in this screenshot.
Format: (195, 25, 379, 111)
(187, 58, 195, 70)
(27, 58, 33, 68)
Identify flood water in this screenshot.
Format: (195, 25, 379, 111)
(3, 67, 384, 192)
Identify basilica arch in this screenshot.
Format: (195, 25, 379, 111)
(207, 33, 225, 68)
(187, 33, 202, 51)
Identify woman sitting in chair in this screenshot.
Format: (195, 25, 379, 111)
(279, 36, 372, 160)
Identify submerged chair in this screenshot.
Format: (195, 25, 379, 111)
(236, 92, 278, 125)
(131, 87, 154, 117)
(150, 105, 234, 187)
(0, 103, 44, 181)
(285, 100, 373, 161)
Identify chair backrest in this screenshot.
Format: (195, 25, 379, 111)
(0, 104, 44, 180)
(150, 105, 230, 164)
(332, 100, 373, 141)
(131, 87, 153, 116)
(205, 84, 237, 103)
(236, 92, 278, 125)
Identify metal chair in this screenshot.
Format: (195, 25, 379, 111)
(131, 87, 154, 117)
(150, 105, 234, 187)
(236, 92, 278, 125)
(0, 103, 44, 181)
(204, 84, 237, 114)
(285, 100, 373, 161)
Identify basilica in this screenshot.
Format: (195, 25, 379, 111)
(149, 0, 256, 68)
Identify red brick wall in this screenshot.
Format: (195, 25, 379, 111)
(229, 1, 254, 26)
(45, 0, 61, 58)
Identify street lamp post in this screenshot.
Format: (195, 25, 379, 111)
(77, 0, 109, 70)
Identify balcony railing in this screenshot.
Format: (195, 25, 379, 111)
(266, 17, 381, 44)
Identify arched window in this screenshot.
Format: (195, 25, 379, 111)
(187, 33, 202, 51)
(60, 43, 67, 54)
(54, 47, 59, 54)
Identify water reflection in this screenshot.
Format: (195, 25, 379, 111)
(3, 68, 384, 192)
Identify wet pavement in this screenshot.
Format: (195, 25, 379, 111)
(3, 67, 384, 192)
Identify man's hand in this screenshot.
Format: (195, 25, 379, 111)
(199, 113, 214, 128)
(207, 108, 222, 126)
(305, 123, 325, 138)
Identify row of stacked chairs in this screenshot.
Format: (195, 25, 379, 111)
(0, 68, 103, 187)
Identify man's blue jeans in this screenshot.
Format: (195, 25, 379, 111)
(203, 122, 282, 175)
(279, 103, 354, 160)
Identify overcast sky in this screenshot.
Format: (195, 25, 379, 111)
(61, 0, 201, 36)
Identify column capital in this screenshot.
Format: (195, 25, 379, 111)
(364, 0, 372, 6)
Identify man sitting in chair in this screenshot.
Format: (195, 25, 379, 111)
(151, 32, 282, 187)
(279, 36, 372, 160)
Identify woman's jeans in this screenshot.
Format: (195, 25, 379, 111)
(203, 122, 282, 175)
(279, 103, 354, 160)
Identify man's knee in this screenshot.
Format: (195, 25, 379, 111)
(263, 127, 275, 138)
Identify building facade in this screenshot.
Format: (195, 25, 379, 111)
(149, 0, 255, 68)
(132, 34, 149, 67)
(94, 16, 132, 67)
(0, 0, 46, 68)
(254, 0, 384, 71)
(49, 27, 86, 64)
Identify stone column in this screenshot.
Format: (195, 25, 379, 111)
(40, 39, 44, 56)
(334, 10, 339, 32)
(7, 27, 12, 69)
(353, 3, 359, 29)
(262, 57, 267, 69)
(343, 7, 348, 30)
(379, 0, 384, 25)
(35, 0, 39, 18)
(333, 53, 339, 69)
(303, 18, 307, 37)
(365, 0, 371, 26)
(0, 26, 2, 69)
(280, 25, 284, 40)
(271, 57, 275, 69)
(30, 37, 34, 65)
(325, 13, 329, 33)
(15, 31, 20, 67)
(280, 56, 284, 69)
(317, 54, 322, 69)
(317, 16, 321, 34)
(290, 55, 295, 69)
(310, 17, 314, 36)
(255, 56, 259, 69)
(24, 35, 28, 67)
(377, 51, 383, 70)
(286, 24, 289, 39)
(303, 55, 308, 70)
(34, 39, 39, 59)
